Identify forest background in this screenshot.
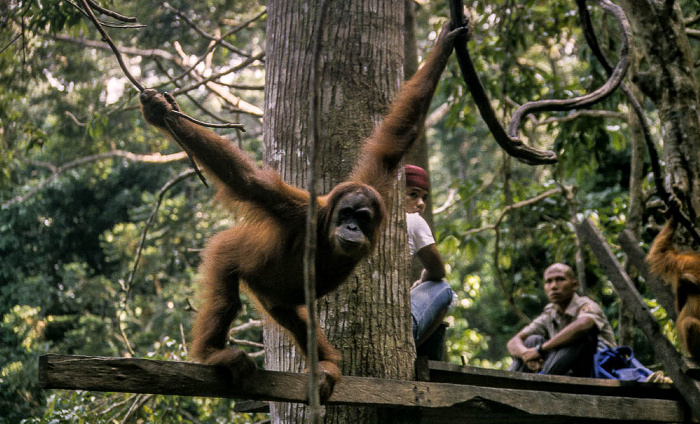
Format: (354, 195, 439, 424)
(2, 0, 700, 422)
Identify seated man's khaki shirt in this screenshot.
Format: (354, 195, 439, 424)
(520, 293, 616, 349)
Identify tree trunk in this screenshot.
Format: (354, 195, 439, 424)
(263, 2, 415, 423)
(403, 0, 435, 231)
(619, 0, 700, 224)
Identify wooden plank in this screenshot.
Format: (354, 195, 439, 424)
(39, 354, 688, 422)
(232, 400, 268, 413)
(422, 360, 679, 400)
(617, 229, 676, 320)
(578, 219, 700, 420)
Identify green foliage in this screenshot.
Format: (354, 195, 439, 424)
(420, 0, 681, 370)
(1, 0, 697, 421)
(1, 0, 266, 421)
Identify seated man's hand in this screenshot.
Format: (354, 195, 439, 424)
(521, 347, 543, 372)
(521, 347, 542, 362)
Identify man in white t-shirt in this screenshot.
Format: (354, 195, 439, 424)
(405, 165, 454, 360)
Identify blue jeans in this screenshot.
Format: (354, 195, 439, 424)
(410, 280, 453, 342)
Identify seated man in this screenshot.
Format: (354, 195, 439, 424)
(507, 263, 616, 376)
(405, 165, 454, 360)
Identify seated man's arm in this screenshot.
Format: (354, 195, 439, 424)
(415, 243, 446, 283)
(507, 329, 542, 369)
(540, 315, 596, 354)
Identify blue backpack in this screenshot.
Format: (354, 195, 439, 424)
(593, 346, 653, 382)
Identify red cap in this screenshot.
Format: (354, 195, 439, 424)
(405, 164, 429, 191)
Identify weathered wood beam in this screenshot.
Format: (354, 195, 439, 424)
(617, 229, 676, 320)
(40, 354, 688, 422)
(578, 219, 700, 419)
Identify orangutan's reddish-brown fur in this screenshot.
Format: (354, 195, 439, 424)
(140, 22, 465, 400)
(647, 216, 700, 358)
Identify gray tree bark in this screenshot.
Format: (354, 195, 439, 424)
(263, 1, 416, 422)
(619, 0, 700, 225)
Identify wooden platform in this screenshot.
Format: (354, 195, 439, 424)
(417, 358, 680, 399)
(39, 354, 692, 423)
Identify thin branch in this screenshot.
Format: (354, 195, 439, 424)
(463, 188, 563, 237)
(686, 28, 700, 40)
(304, 0, 329, 420)
(230, 338, 264, 349)
(117, 315, 136, 356)
(533, 110, 626, 127)
(64, 110, 87, 126)
(167, 43, 264, 117)
(231, 319, 263, 333)
(686, 14, 700, 27)
(179, 323, 188, 355)
(75, 1, 246, 135)
(434, 162, 503, 217)
(153, 58, 238, 125)
(0, 33, 21, 55)
(162, 2, 256, 59)
(121, 394, 153, 424)
(124, 169, 197, 300)
(65, 0, 144, 29)
(87, 0, 138, 23)
(433, 186, 458, 214)
(215, 82, 265, 91)
(425, 102, 450, 129)
(164, 9, 266, 86)
(493, 227, 531, 324)
(171, 110, 245, 130)
(51, 34, 177, 62)
(171, 52, 265, 96)
(78, 0, 144, 91)
(3, 151, 188, 208)
(464, 187, 564, 324)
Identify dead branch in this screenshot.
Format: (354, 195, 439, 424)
(425, 102, 450, 128)
(433, 186, 458, 215)
(686, 28, 700, 40)
(51, 33, 177, 62)
(64, 111, 87, 126)
(3, 151, 188, 208)
(162, 2, 258, 59)
(231, 319, 263, 333)
(230, 338, 264, 349)
(164, 9, 266, 86)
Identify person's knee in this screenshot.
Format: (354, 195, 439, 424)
(523, 334, 546, 348)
